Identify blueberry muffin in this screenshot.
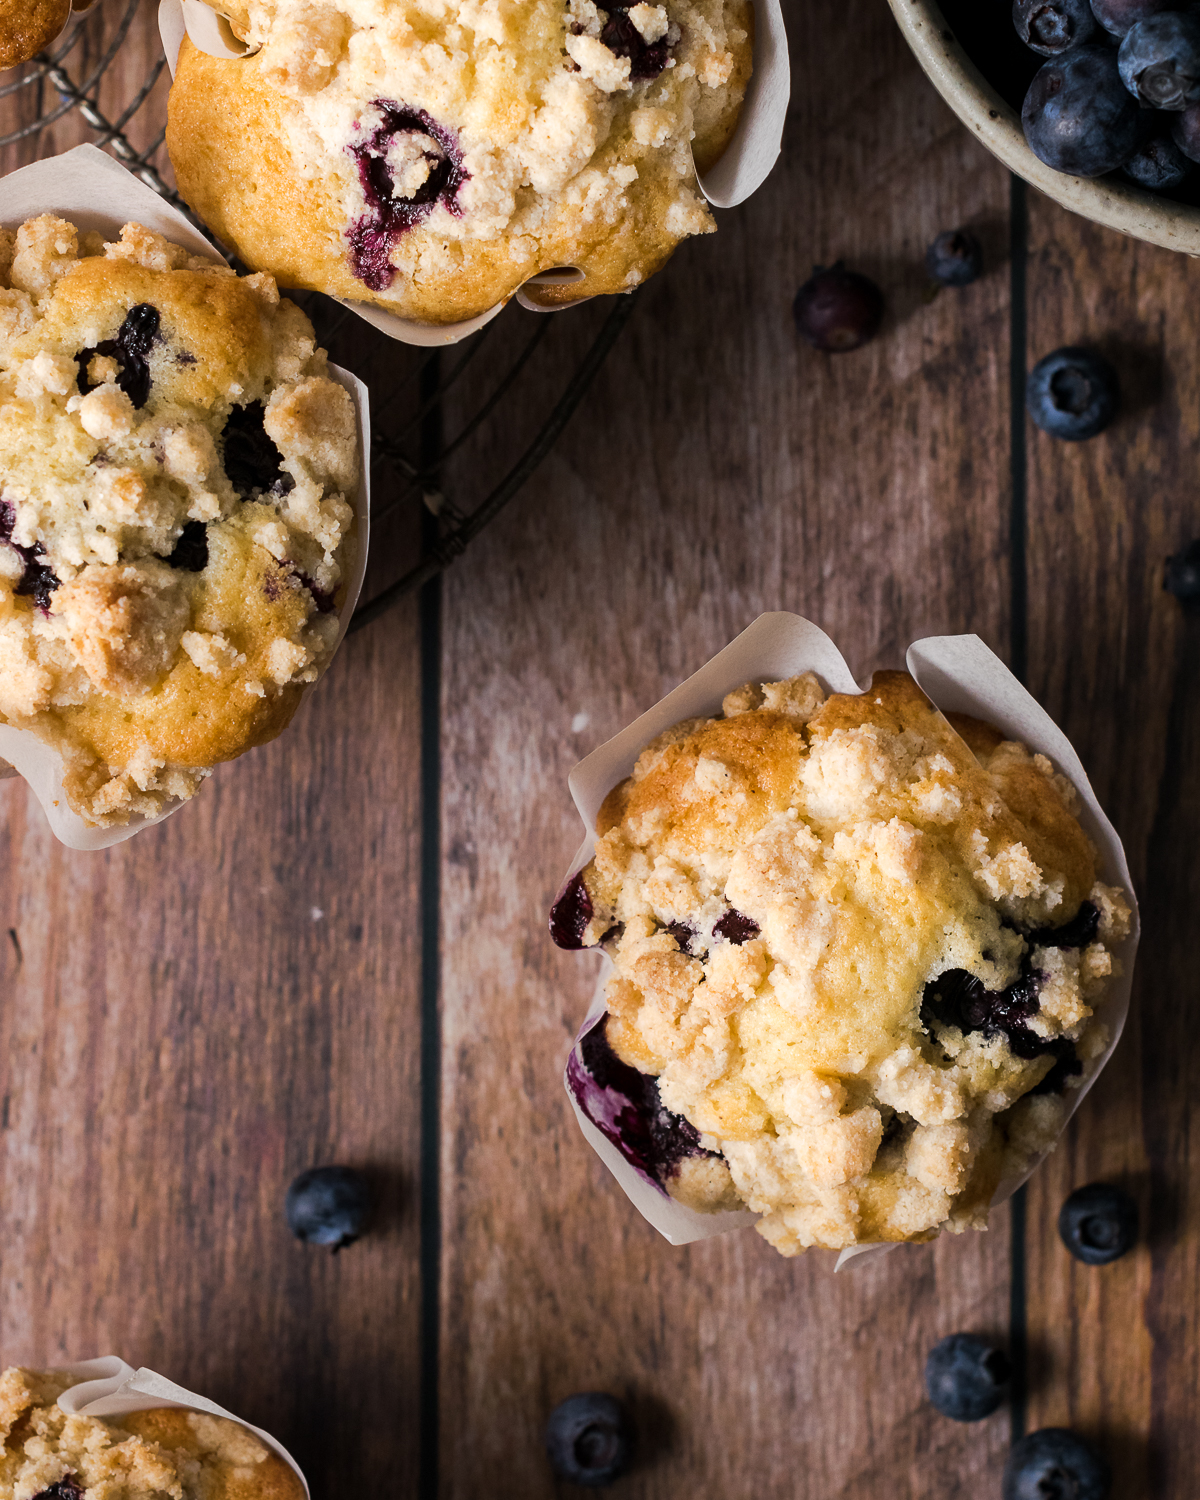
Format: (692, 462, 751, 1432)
(554, 670, 1132, 1254)
(0, 0, 100, 71)
(0, 1368, 302, 1500)
(165, 0, 753, 324)
(0, 214, 360, 827)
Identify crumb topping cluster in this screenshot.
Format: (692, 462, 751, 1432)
(559, 671, 1132, 1254)
(0, 214, 359, 826)
(0, 1367, 301, 1500)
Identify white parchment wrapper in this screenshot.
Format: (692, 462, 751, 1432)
(559, 613, 1140, 1264)
(0, 146, 372, 850)
(48, 1356, 309, 1498)
(159, 0, 788, 341)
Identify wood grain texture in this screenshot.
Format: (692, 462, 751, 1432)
(435, 2, 1017, 1494)
(1022, 197, 1200, 1498)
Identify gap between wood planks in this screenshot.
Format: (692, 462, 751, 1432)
(414, 175, 1037, 1489)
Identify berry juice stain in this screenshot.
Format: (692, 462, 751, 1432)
(345, 102, 467, 290)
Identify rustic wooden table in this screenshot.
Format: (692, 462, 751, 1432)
(2, 0, 1196, 1495)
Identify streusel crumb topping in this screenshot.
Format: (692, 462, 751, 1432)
(564, 670, 1131, 1254)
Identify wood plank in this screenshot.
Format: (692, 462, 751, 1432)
(1023, 197, 1200, 1496)
(436, 0, 1018, 1491)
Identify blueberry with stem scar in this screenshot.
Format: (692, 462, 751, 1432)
(1119, 12, 1200, 109)
(545, 1393, 634, 1487)
(285, 1165, 370, 1251)
(924, 1334, 1011, 1421)
(1003, 1429, 1111, 1500)
(925, 228, 983, 287)
(1013, 0, 1098, 55)
(793, 263, 884, 352)
(1058, 1182, 1138, 1264)
(1026, 347, 1119, 441)
(1022, 46, 1148, 177)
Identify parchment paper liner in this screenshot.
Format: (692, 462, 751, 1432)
(159, 0, 788, 342)
(46, 1356, 309, 1498)
(559, 613, 1140, 1268)
(0, 146, 372, 851)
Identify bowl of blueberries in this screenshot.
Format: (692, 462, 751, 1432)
(888, 0, 1200, 253)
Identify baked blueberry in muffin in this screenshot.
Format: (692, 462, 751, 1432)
(0, 214, 360, 827)
(165, 0, 753, 323)
(555, 670, 1132, 1253)
(0, 1367, 302, 1500)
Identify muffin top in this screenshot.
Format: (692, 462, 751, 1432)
(557, 670, 1132, 1253)
(0, 0, 71, 71)
(0, 214, 359, 826)
(168, 0, 751, 320)
(0, 1368, 302, 1500)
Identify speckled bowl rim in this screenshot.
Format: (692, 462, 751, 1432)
(887, 0, 1200, 255)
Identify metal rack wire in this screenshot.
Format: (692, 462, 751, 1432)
(1, 0, 637, 626)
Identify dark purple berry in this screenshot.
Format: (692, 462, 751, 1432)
(1022, 45, 1149, 176)
(31, 1479, 84, 1500)
(924, 1334, 1011, 1421)
(1122, 132, 1193, 187)
(925, 228, 984, 286)
(346, 103, 466, 290)
(1014, 0, 1099, 54)
(1058, 1182, 1138, 1264)
(1027, 899, 1100, 949)
(1090, 0, 1174, 38)
(165, 520, 209, 573)
(76, 303, 160, 410)
(712, 908, 761, 944)
(793, 262, 884, 352)
(1118, 11, 1200, 107)
(285, 1165, 370, 1250)
(665, 919, 701, 954)
(1164, 539, 1200, 600)
(549, 871, 593, 950)
(222, 401, 292, 496)
(1026, 346, 1119, 440)
(1170, 98, 1200, 158)
(598, 5, 670, 79)
(920, 965, 1081, 1093)
(3, 502, 60, 611)
(545, 1393, 633, 1487)
(1004, 1429, 1111, 1500)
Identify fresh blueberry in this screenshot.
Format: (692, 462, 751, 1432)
(925, 228, 984, 286)
(1058, 1182, 1138, 1264)
(1023, 45, 1149, 176)
(1026, 346, 1119, 440)
(285, 1165, 370, 1250)
(1014, 0, 1098, 55)
(1123, 132, 1193, 187)
(1118, 11, 1200, 107)
(1090, 0, 1175, 38)
(544, 1393, 633, 1487)
(1003, 1429, 1111, 1500)
(924, 1333, 1011, 1421)
(793, 263, 883, 352)
(1164, 539, 1200, 600)
(1170, 98, 1200, 158)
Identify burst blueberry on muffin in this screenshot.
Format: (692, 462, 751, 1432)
(0, 214, 360, 827)
(554, 670, 1132, 1254)
(165, 0, 753, 323)
(0, 1367, 302, 1500)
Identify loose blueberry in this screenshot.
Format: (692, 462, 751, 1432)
(165, 520, 209, 573)
(544, 1393, 633, 1487)
(1014, 0, 1098, 55)
(549, 871, 593, 950)
(222, 402, 292, 496)
(1090, 0, 1174, 38)
(1170, 98, 1200, 159)
(1164, 539, 1200, 600)
(1026, 346, 1119, 440)
(76, 303, 161, 410)
(1058, 1182, 1138, 1264)
(597, 4, 670, 79)
(1003, 1429, 1111, 1500)
(793, 263, 884, 352)
(925, 228, 984, 286)
(31, 1478, 84, 1500)
(1023, 45, 1149, 176)
(1118, 11, 1200, 107)
(346, 102, 466, 290)
(1122, 133, 1193, 188)
(924, 1333, 1011, 1421)
(285, 1165, 370, 1250)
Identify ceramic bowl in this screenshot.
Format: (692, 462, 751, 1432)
(887, 0, 1200, 255)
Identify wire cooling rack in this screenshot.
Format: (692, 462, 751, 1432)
(0, 0, 637, 628)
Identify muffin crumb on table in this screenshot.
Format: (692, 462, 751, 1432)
(559, 670, 1131, 1254)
